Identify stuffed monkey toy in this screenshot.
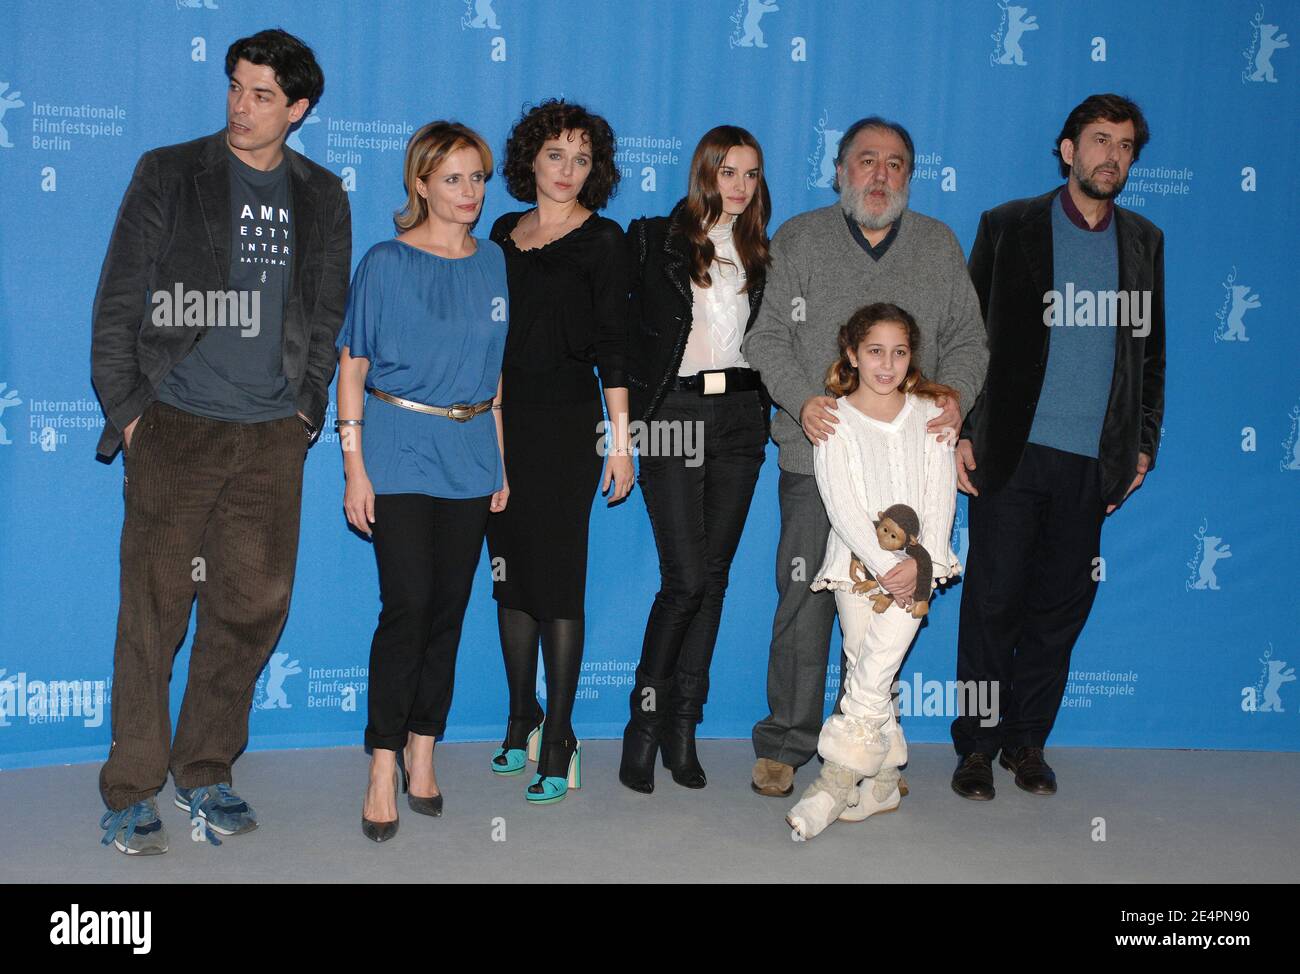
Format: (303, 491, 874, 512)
(847, 503, 934, 618)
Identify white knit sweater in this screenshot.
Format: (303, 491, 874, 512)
(811, 394, 961, 595)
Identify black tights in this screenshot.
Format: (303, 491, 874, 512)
(498, 605, 584, 777)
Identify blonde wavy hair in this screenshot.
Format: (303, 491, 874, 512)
(394, 121, 493, 232)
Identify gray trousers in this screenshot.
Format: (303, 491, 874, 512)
(752, 469, 838, 768)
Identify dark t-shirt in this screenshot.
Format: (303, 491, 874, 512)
(156, 146, 295, 421)
(843, 209, 900, 261)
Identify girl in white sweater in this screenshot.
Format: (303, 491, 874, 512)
(787, 302, 962, 840)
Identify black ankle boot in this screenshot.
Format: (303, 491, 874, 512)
(659, 671, 707, 789)
(619, 669, 671, 794)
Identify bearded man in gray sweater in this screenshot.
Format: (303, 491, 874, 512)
(743, 116, 988, 798)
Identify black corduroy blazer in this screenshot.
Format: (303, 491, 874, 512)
(90, 130, 352, 457)
(961, 188, 1166, 506)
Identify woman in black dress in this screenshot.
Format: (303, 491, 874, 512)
(620, 126, 771, 793)
(486, 99, 632, 805)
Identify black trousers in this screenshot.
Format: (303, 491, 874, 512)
(366, 492, 491, 751)
(951, 443, 1107, 756)
(636, 389, 767, 711)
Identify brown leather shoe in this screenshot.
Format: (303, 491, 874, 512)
(951, 752, 996, 801)
(751, 758, 795, 797)
(999, 746, 1057, 795)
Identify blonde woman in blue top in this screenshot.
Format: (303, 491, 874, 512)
(335, 122, 509, 842)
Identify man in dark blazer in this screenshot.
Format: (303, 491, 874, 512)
(951, 93, 1165, 800)
(91, 29, 351, 854)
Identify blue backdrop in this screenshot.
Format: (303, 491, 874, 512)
(1, 0, 1297, 769)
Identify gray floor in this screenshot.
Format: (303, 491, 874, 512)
(2, 741, 1295, 883)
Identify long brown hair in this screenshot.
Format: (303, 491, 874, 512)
(676, 125, 771, 292)
(825, 303, 958, 401)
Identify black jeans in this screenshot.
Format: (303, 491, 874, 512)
(366, 493, 491, 751)
(951, 443, 1106, 756)
(636, 389, 767, 712)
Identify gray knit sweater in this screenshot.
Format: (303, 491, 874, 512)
(743, 204, 988, 475)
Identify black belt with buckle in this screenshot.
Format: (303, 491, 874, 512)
(669, 367, 762, 396)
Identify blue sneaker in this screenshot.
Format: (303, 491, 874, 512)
(175, 783, 258, 845)
(100, 798, 169, 856)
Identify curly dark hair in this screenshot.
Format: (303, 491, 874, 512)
(501, 99, 620, 209)
(225, 28, 325, 108)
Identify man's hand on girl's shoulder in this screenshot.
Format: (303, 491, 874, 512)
(800, 395, 840, 444)
(926, 393, 960, 436)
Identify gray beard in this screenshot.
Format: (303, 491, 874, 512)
(840, 181, 909, 231)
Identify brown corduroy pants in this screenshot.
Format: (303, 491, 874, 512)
(99, 402, 306, 811)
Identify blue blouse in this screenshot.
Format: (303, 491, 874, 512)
(336, 238, 508, 499)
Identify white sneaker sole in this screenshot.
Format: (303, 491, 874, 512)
(112, 837, 168, 855)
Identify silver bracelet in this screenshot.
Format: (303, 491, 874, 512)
(334, 419, 364, 429)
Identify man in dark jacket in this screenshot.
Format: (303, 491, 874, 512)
(91, 29, 351, 854)
(951, 93, 1165, 800)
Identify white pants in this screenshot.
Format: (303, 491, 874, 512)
(816, 591, 922, 776)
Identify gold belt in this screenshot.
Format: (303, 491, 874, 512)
(368, 388, 494, 422)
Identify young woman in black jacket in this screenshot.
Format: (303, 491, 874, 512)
(621, 126, 772, 793)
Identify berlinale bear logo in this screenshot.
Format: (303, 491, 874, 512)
(1185, 520, 1231, 591)
(991, 2, 1038, 66)
(806, 111, 842, 190)
(255, 652, 302, 710)
(1243, 7, 1289, 83)
(731, 0, 780, 49)
(0, 81, 23, 149)
(462, 0, 500, 30)
(1214, 267, 1261, 343)
(1243, 644, 1295, 714)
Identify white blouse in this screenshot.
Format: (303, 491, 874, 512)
(811, 394, 961, 595)
(678, 219, 752, 376)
